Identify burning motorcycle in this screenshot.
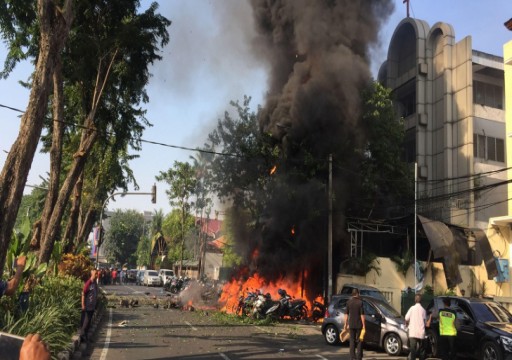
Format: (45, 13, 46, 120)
(311, 300, 326, 322)
(265, 289, 308, 321)
(165, 277, 186, 294)
(251, 292, 273, 319)
(234, 290, 258, 316)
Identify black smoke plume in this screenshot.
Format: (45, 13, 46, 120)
(231, 0, 394, 292)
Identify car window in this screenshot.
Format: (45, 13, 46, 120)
(340, 287, 352, 295)
(469, 302, 511, 322)
(375, 301, 401, 318)
(164, 271, 174, 276)
(147, 271, 158, 276)
(361, 290, 387, 303)
(455, 301, 473, 321)
(336, 298, 348, 309)
(363, 301, 377, 316)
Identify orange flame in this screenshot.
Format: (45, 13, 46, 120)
(270, 165, 277, 175)
(291, 226, 295, 236)
(218, 271, 314, 317)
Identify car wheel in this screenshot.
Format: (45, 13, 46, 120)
(482, 341, 503, 360)
(324, 324, 340, 345)
(425, 329, 439, 358)
(384, 333, 402, 356)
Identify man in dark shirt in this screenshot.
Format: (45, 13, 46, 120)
(343, 288, 366, 360)
(80, 269, 98, 343)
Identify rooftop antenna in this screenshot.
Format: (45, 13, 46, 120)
(403, 0, 410, 18)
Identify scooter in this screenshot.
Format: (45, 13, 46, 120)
(312, 300, 326, 322)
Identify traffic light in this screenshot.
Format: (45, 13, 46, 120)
(151, 184, 157, 204)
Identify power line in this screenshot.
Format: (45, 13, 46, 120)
(0, 102, 240, 158)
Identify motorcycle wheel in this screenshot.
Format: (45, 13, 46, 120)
(170, 287, 179, 294)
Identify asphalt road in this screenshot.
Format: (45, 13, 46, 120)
(83, 284, 408, 360)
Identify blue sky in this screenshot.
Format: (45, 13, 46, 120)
(0, 0, 511, 215)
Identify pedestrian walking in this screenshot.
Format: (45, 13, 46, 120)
(405, 293, 427, 360)
(343, 288, 365, 360)
(0, 255, 26, 298)
(80, 269, 98, 343)
(427, 297, 457, 360)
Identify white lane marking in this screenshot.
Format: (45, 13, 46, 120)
(99, 308, 113, 360)
(316, 355, 328, 359)
(185, 321, 198, 331)
(219, 353, 231, 360)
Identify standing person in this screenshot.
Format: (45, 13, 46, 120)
(0, 255, 26, 298)
(427, 297, 457, 360)
(80, 269, 98, 343)
(343, 288, 365, 360)
(405, 294, 427, 360)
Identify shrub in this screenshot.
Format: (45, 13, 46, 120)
(0, 275, 83, 357)
(58, 253, 94, 281)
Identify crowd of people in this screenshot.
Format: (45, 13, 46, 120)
(97, 267, 126, 285)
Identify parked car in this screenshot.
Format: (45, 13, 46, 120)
(126, 269, 138, 283)
(339, 283, 388, 304)
(158, 269, 175, 286)
(322, 294, 409, 356)
(136, 270, 145, 285)
(143, 270, 162, 286)
(425, 296, 512, 360)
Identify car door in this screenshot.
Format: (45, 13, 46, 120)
(453, 300, 476, 355)
(363, 300, 381, 345)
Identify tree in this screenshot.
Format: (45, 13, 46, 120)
(37, 0, 171, 264)
(352, 81, 414, 218)
(157, 162, 197, 275)
(103, 209, 144, 266)
(0, 0, 74, 271)
(190, 151, 214, 278)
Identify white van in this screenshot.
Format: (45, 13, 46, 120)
(158, 269, 175, 286)
(143, 270, 161, 286)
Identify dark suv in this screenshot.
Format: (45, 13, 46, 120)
(339, 283, 388, 303)
(321, 294, 409, 356)
(425, 296, 512, 360)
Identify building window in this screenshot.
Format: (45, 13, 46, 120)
(473, 133, 505, 162)
(473, 81, 503, 109)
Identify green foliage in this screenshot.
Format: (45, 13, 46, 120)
(357, 81, 414, 216)
(423, 284, 434, 295)
(209, 310, 275, 326)
(136, 235, 151, 268)
(391, 249, 414, 277)
(0, 275, 84, 357)
(103, 209, 145, 266)
(344, 253, 381, 276)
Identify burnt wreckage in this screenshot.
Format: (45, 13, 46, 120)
(346, 214, 498, 287)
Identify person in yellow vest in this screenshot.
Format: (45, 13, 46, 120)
(427, 297, 457, 360)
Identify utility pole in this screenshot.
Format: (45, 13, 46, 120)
(328, 154, 333, 300)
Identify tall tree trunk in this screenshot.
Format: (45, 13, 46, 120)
(38, 50, 118, 265)
(77, 207, 97, 245)
(31, 55, 65, 249)
(38, 117, 97, 264)
(62, 173, 83, 253)
(0, 0, 73, 271)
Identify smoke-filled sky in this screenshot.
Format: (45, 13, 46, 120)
(0, 0, 511, 215)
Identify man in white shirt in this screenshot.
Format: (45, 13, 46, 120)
(405, 293, 427, 360)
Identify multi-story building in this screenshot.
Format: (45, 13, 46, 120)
(378, 17, 507, 230)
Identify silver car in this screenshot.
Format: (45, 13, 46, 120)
(143, 270, 162, 286)
(321, 294, 409, 356)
